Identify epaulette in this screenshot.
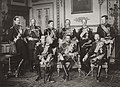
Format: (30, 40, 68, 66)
(37, 26, 41, 29)
(62, 28, 66, 31)
(89, 28, 93, 31)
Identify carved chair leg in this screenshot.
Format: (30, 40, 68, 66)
(91, 65, 94, 77)
(78, 66, 81, 76)
(57, 66, 60, 76)
(105, 67, 108, 78)
(44, 66, 47, 83)
(96, 65, 102, 82)
(8, 57, 12, 74)
(78, 65, 85, 76)
(57, 61, 60, 76)
(78, 55, 82, 76)
(91, 67, 94, 77)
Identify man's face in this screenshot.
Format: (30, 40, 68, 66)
(94, 34, 100, 41)
(66, 36, 70, 42)
(65, 20, 70, 28)
(82, 19, 87, 26)
(101, 17, 107, 24)
(31, 19, 36, 25)
(41, 36, 45, 43)
(14, 18, 20, 25)
(48, 22, 54, 29)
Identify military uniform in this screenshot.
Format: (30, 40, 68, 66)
(97, 24, 115, 39)
(24, 25, 42, 71)
(44, 28, 59, 48)
(83, 40, 107, 81)
(97, 23, 116, 58)
(8, 24, 28, 74)
(58, 40, 77, 81)
(34, 41, 56, 82)
(59, 27, 77, 40)
(77, 26, 94, 71)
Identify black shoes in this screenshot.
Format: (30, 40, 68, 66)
(64, 76, 69, 82)
(49, 79, 55, 83)
(96, 76, 100, 82)
(47, 76, 55, 83)
(35, 76, 42, 81)
(62, 75, 69, 82)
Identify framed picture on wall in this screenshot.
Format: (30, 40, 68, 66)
(11, 0, 26, 6)
(71, 0, 93, 14)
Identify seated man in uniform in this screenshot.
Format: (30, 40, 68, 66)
(34, 35, 56, 82)
(83, 33, 107, 82)
(34, 35, 45, 81)
(58, 35, 78, 81)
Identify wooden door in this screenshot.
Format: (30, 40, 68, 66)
(33, 3, 53, 33)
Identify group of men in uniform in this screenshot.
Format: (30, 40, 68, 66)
(8, 15, 116, 82)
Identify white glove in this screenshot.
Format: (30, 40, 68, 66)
(28, 37, 33, 40)
(83, 54, 88, 62)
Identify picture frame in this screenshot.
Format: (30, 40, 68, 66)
(11, 0, 26, 6)
(71, 0, 93, 14)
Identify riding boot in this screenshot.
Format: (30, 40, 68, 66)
(35, 64, 42, 81)
(67, 59, 74, 71)
(46, 65, 55, 83)
(96, 65, 102, 82)
(46, 74, 55, 83)
(61, 60, 69, 81)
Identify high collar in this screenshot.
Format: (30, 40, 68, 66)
(14, 24, 20, 27)
(65, 41, 71, 45)
(82, 25, 88, 29)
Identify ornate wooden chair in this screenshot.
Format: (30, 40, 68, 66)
(84, 54, 109, 82)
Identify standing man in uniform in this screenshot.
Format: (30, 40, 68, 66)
(77, 18, 94, 74)
(25, 19, 42, 71)
(8, 16, 28, 75)
(97, 15, 116, 58)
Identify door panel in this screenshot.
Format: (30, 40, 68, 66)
(33, 4, 53, 33)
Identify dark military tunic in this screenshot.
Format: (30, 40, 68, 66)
(8, 24, 28, 60)
(77, 26, 94, 70)
(59, 27, 77, 40)
(44, 28, 59, 48)
(97, 24, 116, 39)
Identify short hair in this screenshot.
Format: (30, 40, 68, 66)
(94, 33, 100, 37)
(40, 34, 45, 38)
(81, 18, 87, 23)
(65, 19, 71, 24)
(101, 15, 108, 20)
(48, 20, 54, 24)
(40, 35, 46, 41)
(31, 18, 36, 22)
(13, 16, 20, 21)
(41, 35, 45, 38)
(30, 18, 36, 26)
(66, 35, 71, 39)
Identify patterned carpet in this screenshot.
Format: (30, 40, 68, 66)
(0, 69, 120, 87)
